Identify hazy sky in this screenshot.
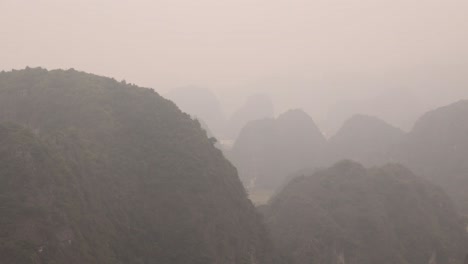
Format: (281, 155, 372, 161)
(2, 0, 468, 131)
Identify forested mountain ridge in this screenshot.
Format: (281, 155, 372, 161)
(263, 161, 468, 264)
(0, 68, 278, 264)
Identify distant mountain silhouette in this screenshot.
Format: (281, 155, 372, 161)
(229, 109, 326, 194)
(165, 86, 226, 139)
(263, 161, 468, 264)
(396, 100, 468, 213)
(327, 114, 404, 166)
(226, 94, 274, 140)
(0, 68, 278, 264)
(323, 88, 429, 135)
(325, 101, 468, 214)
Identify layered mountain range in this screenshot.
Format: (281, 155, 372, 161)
(230, 100, 468, 215)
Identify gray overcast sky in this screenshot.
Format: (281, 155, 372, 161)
(1, 0, 468, 131)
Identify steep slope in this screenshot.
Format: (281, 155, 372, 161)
(0, 68, 276, 264)
(327, 114, 404, 166)
(229, 109, 326, 197)
(263, 161, 468, 264)
(397, 100, 468, 214)
(165, 86, 226, 139)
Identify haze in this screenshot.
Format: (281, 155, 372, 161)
(2, 1, 468, 262)
(2, 0, 468, 133)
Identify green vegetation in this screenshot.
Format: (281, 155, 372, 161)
(263, 161, 468, 264)
(0, 68, 277, 264)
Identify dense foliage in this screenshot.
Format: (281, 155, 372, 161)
(0, 68, 277, 264)
(263, 161, 468, 264)
(0, 123, 84, 263)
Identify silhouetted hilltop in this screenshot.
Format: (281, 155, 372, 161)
(226, 94, 274, 140)
(327, 114, 404, 166)
(397, 100, 468, 213)
(229, 109, 326, 196)
(263, 161, 468, 264)
(0, 68, 277, 264)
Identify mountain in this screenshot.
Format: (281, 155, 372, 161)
(0, 123, 87, 263)
(263, 161, 468, 264)
(0, 68, 277, 264)
(327, 114, 404, 166)
(396, 100, 468, 214)
(229, 109, 326, 199)
(226, 94, 274, 140)
(165, 86, 226, 139)
(323, 87, 431, 136)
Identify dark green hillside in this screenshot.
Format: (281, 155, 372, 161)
(0, 68, 276, 264)
(263, 161, 468, 264)
(0, 123, 95, 263)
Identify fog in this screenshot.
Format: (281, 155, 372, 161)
(2, 0, 468, 133)
(2, 1, 468, 262)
